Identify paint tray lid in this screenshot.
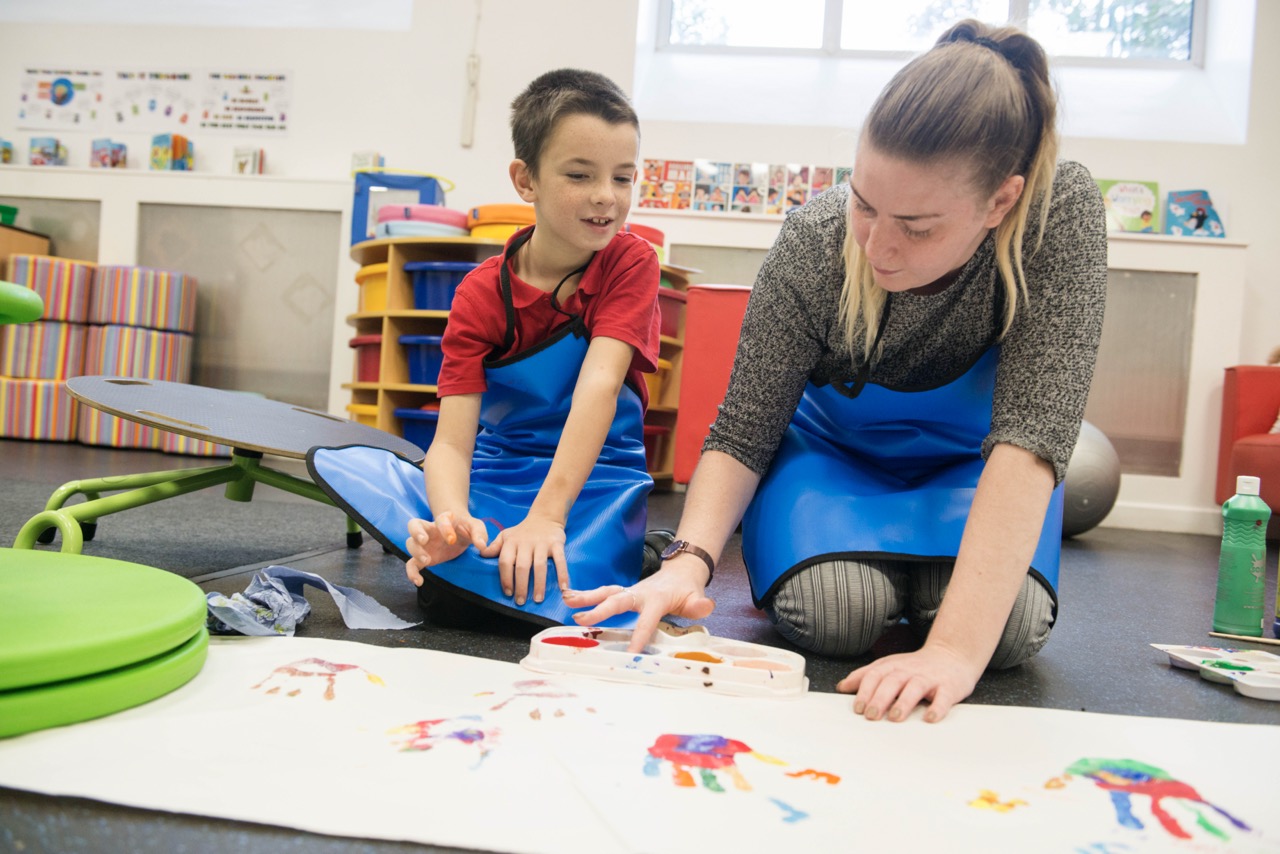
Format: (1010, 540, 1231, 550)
(1151, 643, 1280, 702)
(521, 622, 808, 699)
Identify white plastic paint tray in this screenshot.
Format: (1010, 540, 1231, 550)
(1152, 644, 1280, 702)
(521, 622, 808, 699)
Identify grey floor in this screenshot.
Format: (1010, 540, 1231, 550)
(2, 438, 1278, 853)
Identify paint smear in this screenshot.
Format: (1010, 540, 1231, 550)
(733, 659, 791, 672)
(769, 797, 809, 823)
(674, 651, 724, 663)
(968, 789, 1028, 813)
(1203, 660, 1253, 672)
(786, 768, 841, 785)
(542, 636, 599, 648)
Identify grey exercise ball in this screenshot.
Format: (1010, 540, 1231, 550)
(1061, 420, 1121, 538)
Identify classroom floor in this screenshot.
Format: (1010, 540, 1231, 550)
(2, 438, 1277, 853)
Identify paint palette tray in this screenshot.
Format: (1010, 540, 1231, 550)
(521, 622, 808, 699)
(1152, 644, 1280, 702)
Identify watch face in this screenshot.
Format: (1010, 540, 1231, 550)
(661, 539, 687, 560)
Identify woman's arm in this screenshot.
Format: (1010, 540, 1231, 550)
(837, 441, 1055, 722)
(567, 449, 760, 651)
(479, 335, 633, 603)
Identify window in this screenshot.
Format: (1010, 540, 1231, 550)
(662, 0, 1202, 64)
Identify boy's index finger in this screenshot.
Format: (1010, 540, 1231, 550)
(437, 512, 458, 545)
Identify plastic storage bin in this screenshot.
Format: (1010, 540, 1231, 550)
(395, 406, 440, 450)
(346, 403, 378, 427)
(405, 261, 477, 310)
(643, 423, 670, 472)
(355, 263, 389, 312)
(467, 204, 535, 241)
(657, 288, 686, 338)
(645, 357, 673, 406)
(401, 334, 445, 386)
(348, 334, 382, 382)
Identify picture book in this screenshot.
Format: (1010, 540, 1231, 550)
(1096, 180, 1160, 233)
(1164, 189, 1225, 238)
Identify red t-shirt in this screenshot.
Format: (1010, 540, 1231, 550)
(436, 227, 661, 409)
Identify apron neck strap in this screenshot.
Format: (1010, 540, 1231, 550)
(498, 227, 591, 353)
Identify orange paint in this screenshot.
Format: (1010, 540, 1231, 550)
(673, 651, 724, 663)
(786, 769, 841, 785)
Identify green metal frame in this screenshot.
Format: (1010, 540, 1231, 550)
(13, 449, 360, 554)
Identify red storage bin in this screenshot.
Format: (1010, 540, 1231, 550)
(643, 423, 670, 472)
(656, 288, 687, 339)
(674, 284, 751, 484)
(349, 334, 382, 382)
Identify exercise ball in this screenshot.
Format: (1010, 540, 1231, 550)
(1061, 420, 1121, 538)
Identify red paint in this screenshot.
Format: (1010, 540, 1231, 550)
(542, 636, 599, 648)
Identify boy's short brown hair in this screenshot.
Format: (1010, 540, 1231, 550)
(510, 69, 638, 176)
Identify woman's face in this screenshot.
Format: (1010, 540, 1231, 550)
(849, 142, 1022, 293)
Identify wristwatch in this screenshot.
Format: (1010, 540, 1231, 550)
(660, 539, 715, 584)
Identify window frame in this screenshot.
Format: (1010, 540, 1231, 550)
(655, 0, 1208, 68)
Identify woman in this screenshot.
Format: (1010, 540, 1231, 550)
(567, 19, 1107, 723)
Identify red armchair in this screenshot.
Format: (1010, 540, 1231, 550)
(1216, 365, 1280, 538)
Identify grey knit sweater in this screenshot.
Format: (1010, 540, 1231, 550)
(703, 160, 1108, 485)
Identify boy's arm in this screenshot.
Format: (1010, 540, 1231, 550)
(479, 335, 633, 602)
(405, 393, 486, 585)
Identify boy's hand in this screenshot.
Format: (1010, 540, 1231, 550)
(565, 560, 715, 653)
(477, 513, 567, 606)
(404, 511, 490, 587)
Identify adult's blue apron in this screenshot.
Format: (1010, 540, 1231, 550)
(740, 343, 1064, 609)
(308, 229, 652, 627)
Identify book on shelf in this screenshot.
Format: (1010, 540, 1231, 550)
(1163, 189, 1225, 238)
(1096, 179, 1161, 234)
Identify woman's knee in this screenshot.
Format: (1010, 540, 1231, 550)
(764, 559, 907, 657)
(988, 575, 1057, 670)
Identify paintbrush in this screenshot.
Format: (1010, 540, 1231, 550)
(1209, 631, 1280, 648)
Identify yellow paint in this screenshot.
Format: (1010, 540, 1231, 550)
(968, 789, 1028, 813)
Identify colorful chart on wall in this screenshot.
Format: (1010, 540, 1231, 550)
(199, 70, 290, 133)
(0, 636, 1275, 853)
(16, 67, 105, 129)
(106, 70, 200, 131)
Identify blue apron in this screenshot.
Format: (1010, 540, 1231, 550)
(309, 230, 652, 627)
(741, 345, 1063, 608)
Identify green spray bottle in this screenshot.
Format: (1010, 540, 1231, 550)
(1213, 475, 1269, 637)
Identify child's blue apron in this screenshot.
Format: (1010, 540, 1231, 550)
(740, 345, 1063, 608)
(308, 230, 652, 627)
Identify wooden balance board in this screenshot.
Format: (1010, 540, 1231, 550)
(0, 549, 209, 738)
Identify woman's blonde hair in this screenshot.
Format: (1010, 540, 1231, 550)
(839, 19, 1059, 358)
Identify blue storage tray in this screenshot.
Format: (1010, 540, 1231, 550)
(404, 261, 477, 311)
(400, 334, 445, 386)
(395, 407, 440, 450)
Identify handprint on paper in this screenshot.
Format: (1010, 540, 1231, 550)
(390, 715, 500, 767)
(1064, 758, 1251, 842)
(251, 657, 385, 701)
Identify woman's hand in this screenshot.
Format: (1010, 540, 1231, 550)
(477, 513, 567, 605)
(835, 642, 984, 723)
(404, 511, 489, 587)
(565, 558, 716, 653)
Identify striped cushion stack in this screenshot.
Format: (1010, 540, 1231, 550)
(0, 256, 97, 441)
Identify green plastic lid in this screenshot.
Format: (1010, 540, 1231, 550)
(0, 549, 208, 692)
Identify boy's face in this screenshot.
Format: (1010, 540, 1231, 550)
(511, 113, 638, 259)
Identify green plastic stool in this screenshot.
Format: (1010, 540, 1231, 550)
(0, 549, 209, 738)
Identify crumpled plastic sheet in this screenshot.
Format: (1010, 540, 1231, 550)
(206, 565, 420, 636)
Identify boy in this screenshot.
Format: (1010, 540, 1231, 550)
(398, 68, 662, 623)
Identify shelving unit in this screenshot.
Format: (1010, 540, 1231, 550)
(645, 262, 699, 490)
(346, 236, 504, 437)
(345, 235, 696, 487)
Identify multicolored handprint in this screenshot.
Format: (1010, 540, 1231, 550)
(251, 657, 385, 701)
(1064, 758, 1251, 842)
(642, 733, 840, 822)
(390, 715, 500, 767)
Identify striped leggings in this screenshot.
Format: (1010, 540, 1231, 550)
(765, 559, 1056, 669)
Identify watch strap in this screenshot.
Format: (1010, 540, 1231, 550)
(662, 540, 715, 585)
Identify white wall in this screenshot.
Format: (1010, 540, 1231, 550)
(1, 0, 1276, 533)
